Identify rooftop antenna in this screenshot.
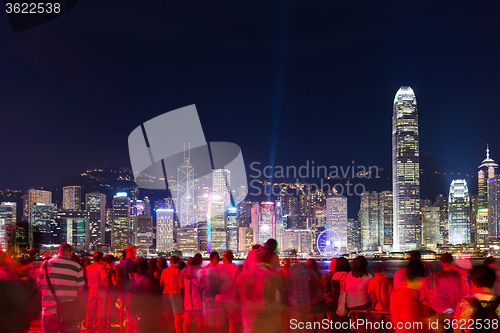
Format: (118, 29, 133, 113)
(487, 144, 490, 160)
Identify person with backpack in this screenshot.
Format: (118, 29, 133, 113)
(454, 265, 500, 333)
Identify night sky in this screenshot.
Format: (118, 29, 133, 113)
(1, 1, 499, 191)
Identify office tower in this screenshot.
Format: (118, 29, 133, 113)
(86, 192, 106, 248)
(379, 191, 393, 251)
(143, 197, 151, 216)
(238, 227, 253, 252)
(281, 194, 298, 217)
(392, 86, 420, 251)
(476, 207, 489, 245)
(0, 202, 16, 250)
(197, 221, 208, 251)
(213, 169, 231, 208)
(488, 178, 500, 244)
(434, 194, 449, 244)
(32, 203, 56, 247)
(63, 186, 81, 210)
(23, 189, 52, 248)
(136, 215, 153, 253)
(448, 180, 471, 245)
(326, 195, 347, 252)
(421, 207, 440, 246)
(156, 209, 174, 252)
(275, 200, 284, 250)
(251, 202, 277, 245)
(347, 218, 361, 252)
(226, 207, 238, 251)
(177, 227, 199, 254)
(237, 201, 252, 228)
(208, 196, 225, 252)
(177, 151, 197, 228)
(54, 210, 89, 251)
(282, 229, 312, 254)
(478, 145, 498, 208)
(360, 192, 380, 251)
(112, 193, 131, 251)
(315, 209, 327, 229)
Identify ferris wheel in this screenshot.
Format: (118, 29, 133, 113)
(317, 229, 341, 257)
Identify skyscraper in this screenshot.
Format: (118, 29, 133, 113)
(86, 192, 106, 248)
(326, 195, 347, 252)
(213, 169, 231, 208)
(226, 207, 238, 251)
(208, 195, 226, 252)
(177, 150, 197, 228)
(488, 178, 500, 245)
(421, 207, 440, 246)
(251, 202, 277, 245)
(392, 86, 420, 251)
(23, 189, 52, 248)
(448, 180, 471, 245)
(136, 215, 153, 253)
(156, 209, 174, 252)
(112, 193, 131, 251)
(379, 191, 393, 251)
(0, 202, 16, 250)
(360, 192, 380, 251)
(478, 145, 498, 208)
(63, 186, 82, 210)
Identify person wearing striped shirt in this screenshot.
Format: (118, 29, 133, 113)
(37, 243, 85, 333)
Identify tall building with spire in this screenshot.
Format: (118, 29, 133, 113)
(478, 145, 498, 208)
(392, 86, 420, 251)
(177, 146, 197, 228)
(448, 179, 471, 245)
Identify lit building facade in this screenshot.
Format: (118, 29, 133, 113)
(478, 145, 498, 208)
(360, 192, 380, 251)
(0, 202, 16, 250)
(177, 227, 199, 255)
(86, 192, 106, 248)
(32, 203, 57, 247)
(346, 218, 361, 252)
(24, 189, 52, 248)
(379, 191, 393, 251)
(136, 215, 153, 253)
(227, 207, 238, 251)
(238, 227, 253, 252)
(282, 229, 313, 254)
(488, 178, 500, 244)
(208, 197, 225, 252)
(251, 202, 280, 246)
(54, 210, 89, 251)
(326, 195, 347, 252)
(421, 207, 440, 246)
(63, 186, 81, 211)
(392, 86, 420, 251)
(177, 153, 197, 228)
(112, 193, 131, 252)
(156, 209, 174, 252)
(448, 180, 471, 245)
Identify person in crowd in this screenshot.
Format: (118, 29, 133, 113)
(454, 265, 500, 333)
(242, 244, 262, 270)
(421, 252, 465, 315)
(345, 256, 372, 311)
(183, 255, 204, 333)
(281, 258, 292, 333)
(328, 257, 351, 329)
(161, 255, 184, 333)
(129, 257, 162, 333)
(102, 254, 119, 330)
(237, 248, 283, 333)
(286, 257, 320, 332)
(393, 251, 432, 291)
(200, 251, 221, 333)
(306, 258, 327, 333)
(118, 245, 138, 333)
(149, 258, 158, 277)
(367, 262, 392, 312)
(214, 250, 241, 333)
(37, 243, 85, 333)
(484, 256, 500, 296)
(391, 260, 435, 333)
(4, 246, 19, 269)
(264, 239, 281, 269)
(85, 251, 107, 333)
(155, 257, 168, 280)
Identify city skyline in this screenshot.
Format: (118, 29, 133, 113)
(1, 2, 499, 191)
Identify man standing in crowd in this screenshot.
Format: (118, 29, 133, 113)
(200, 252, 220, 333)
(160, 255, 183, 333)
(115, 245, 138, 333)
(86, 251, 107, 333)
(214, 250, 241, 333)
(37, 243, 85, 333)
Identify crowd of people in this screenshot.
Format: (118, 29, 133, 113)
(2, 241, 500, 333)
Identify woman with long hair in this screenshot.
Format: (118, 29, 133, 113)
(306, 259, 327, 333)
(345, 256, 372, 311)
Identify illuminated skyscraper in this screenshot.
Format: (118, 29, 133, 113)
(448, 180, 470, 245)
(213, 169, 231, 208)
(177, 150, 197, 228)
(86, 192, 106, 248)
(251, 202, 277, 245)
(226, 207, 238, 251)
(136, 215, 153, 253)
(379, 191, 393, 251)
(421, 207, 440, 246)
(478, 145, 498, 208)
(360, 192, 380, 251)
(112, 193, 131, 251)
(392, 86, 420, 251)
(156, 209, 174, 252)
(63, 186, 81, 210)
(346, 218, 361, 252)
(32, 203, 57, 247)
(208, 196, 226, 252)
(0, 202, 16, 250)
(24, 189, 52, 248)
(238, 227, 253, 252)
(488, 178, 500, 245)
(326, 195, 347, 252)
